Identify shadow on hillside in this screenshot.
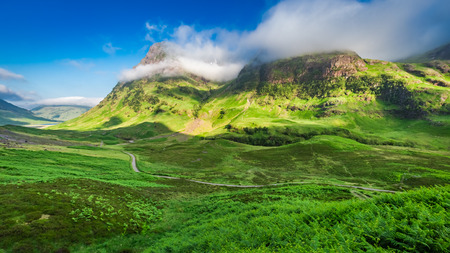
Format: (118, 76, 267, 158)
(4, 114, 448, 149)
(1, 122, 174, 145)
(154, 76, 227, 103)
(115, 121, 422, 148)
(102, 116, 123, 128)
(0, 118, 31, 126)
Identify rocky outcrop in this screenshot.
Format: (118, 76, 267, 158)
(232, 51, 368, 92)
(426, 60, 450, 74)
(403, 64, 427, 77)
(138, 42, 168, 66)
(259, 51, 367, 84)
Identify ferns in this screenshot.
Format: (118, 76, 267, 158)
(146, 186, 449, 252)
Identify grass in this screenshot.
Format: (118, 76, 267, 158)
(128, 135, 449, 189)
(0, 111, 57, 127)
(72, 185, 450, 253)
(31, 105, 90, 122)
(51, 77, 222, 131)
(0, 179, 163, 252)
(1, 117, 449, 252)
(0, 99, 58, 127)
(0, 146, 164, 188)
(0, 54, 449, 252)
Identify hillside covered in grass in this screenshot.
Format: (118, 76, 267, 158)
(31, 105, 91, 122)
(0, 137, 448, 252)
(49, 43, 450, 189)
(1, 42, 449, 252)
(54, 44, 449, 151)
(0, 99, 57, 127)
(0, 130, 448, 252)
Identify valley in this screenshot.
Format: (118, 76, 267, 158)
(0, 43, 449, 252)
(0, 124, 448, 252)
(2, 0, 450, 251)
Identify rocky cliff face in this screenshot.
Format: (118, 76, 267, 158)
(259, 51, 367, 84)
(233, 51, 367, 91)
(122, 42, 185, 86)
(138, 42, 168, 66)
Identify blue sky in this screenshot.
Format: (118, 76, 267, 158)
(0, 0, 277, 108)
(0, 0, 449, 108)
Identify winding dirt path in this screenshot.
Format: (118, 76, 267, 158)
(124, 152, 398, 193)
(123, 152, 140, 172)
(334, 185, 397, 193)
(124, 152, 282, 188)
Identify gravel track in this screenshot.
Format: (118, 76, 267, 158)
(124, 152, 398, 193)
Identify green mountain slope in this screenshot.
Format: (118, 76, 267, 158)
(54, 75, 220, 132)
(31, 105, 91, 122)
(1, 44, 449, 252)
(0, 99, 56, 126)
(53, 44, 449, 149)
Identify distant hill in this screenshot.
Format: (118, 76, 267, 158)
(0, 99, 56, 126)
(403, 42, 450, 62)
(31, 105, 91, 122)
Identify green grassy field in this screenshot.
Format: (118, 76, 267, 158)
(1, 53, 449, 252)
(128, 135, 449, 189)
(1, 121, 449, 252)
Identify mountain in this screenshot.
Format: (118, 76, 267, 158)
(403, 42, 450, 63)
(53, 43, 449, 147)
(3, 44, 449, 252)
(138, 41, 169, 66)
(0, 99, 57, 126)
(31, 105, 91, 122)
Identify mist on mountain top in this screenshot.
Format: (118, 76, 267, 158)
(120, 0, 450, 82)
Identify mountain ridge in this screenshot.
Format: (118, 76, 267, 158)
(402, 42, 450, 63)
(31, 105, 91, 122)
(53, 43, 450, 150)
(0, 99, 57, 126)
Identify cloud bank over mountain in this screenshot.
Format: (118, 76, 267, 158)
(119, 60, 181, 82)
(242, 0, 450, 61)
(121, 0, 450, 82)
(10, 96, 102, 109)
(34, 97, 102, 107)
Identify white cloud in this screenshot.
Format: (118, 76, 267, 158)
(62, 59, 95, 70)
(123, 25, 245, 82)
(164, 27, 246, 81)
(240, 0, 450, 61)
(145, 22, 167, 43)
(0, 68, 25, 80)
(178, 57, 243, 82)
(102, 42, 121, 55)
(35, 96, 102, 107)
(146, 22, 157, 31)
(124, 0, 450, 82)
(119, 59, 183, 82)
(0, 84, 26, 101)
(119, 40, 245, 83)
